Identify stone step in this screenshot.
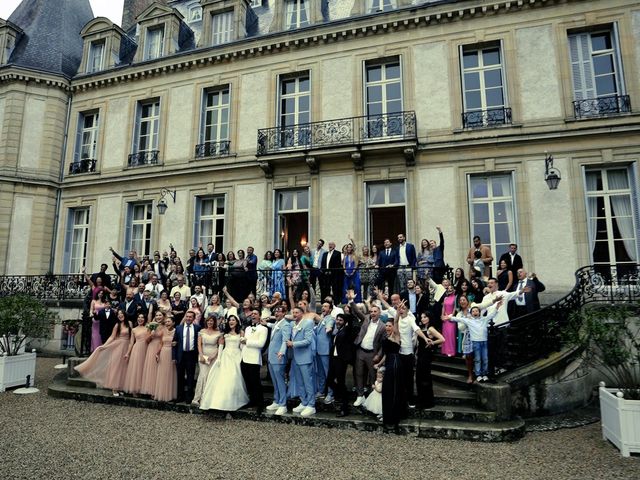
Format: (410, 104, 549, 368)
(432, 370, 475, 390)
(431, 360, 470, 376)
(67, 377, 96, 388)
(47, 381, 523, 441)
(432, 354, 466, 365)
(432, 381, 477, 406)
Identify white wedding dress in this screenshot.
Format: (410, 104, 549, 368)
(199, 334, 249, 411)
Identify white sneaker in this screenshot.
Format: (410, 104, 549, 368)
(353, 396, 365, 407)
(293, 403, 305, 413)
(300, 406, 316, 417)
(482, 376, 489, 382)
(324, 394, 334, 404)
(274, 406, 287, 416)
(266, 402, 279, 411)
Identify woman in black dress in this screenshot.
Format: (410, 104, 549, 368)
(415, 312, 445, 409)
(375, 318, 405, 430)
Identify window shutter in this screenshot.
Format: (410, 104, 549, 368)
(612, 23, 626, 95)
(194, 197, 202, 247)
(628, 164, 640, 262)
(200, 91, 207, 144)
(73, 115, 83, 163)
(124, 203, 133, 252)
(62, 210, 74, 274)
(569, 33, 595, 100)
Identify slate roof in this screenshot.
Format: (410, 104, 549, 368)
(7, 0, 94, 77)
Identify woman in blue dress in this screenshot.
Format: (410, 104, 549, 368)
(342, 242, 361, 303)
(270, 248, 286, 299)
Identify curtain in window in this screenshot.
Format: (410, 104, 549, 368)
(608, 169, 637, 261)
(585, 172, 599, 261)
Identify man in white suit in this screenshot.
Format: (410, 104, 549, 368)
(473, 277, 525, 326)
(240, 309, 268, 414)
(265, 307, 292, 416)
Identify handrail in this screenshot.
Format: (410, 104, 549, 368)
(488, 264, 640, 377)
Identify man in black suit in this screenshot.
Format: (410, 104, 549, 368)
(118, 291, 138, 324)
(400, 279, 429, 318)
(97, 304, 117, 344)
(172, 311, 201, 403)
(321, 241, 343, 301)
(512, 268, 546, 319)
(499, 243, 524, 283)
(90, 264, 113, 291)
(326, 312, 357, 417)
(377, 238, 398, 294)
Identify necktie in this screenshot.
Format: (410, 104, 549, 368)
(185, 325, 191, 351)
(386, 249, 390, 255)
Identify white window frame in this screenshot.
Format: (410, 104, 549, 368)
(364, 180, 407, 247)
(273, 188, 310, 248)
(74, 111, 99, 163)
(460, 42, 508, 126)
(285, 0, 310, 30)
(467, 172, 518, 273)
(369, 0, 396, 12)
(134, 100, 160, 153)
(195, 196, 226, 253)
(189, 5, 203, 22)
(583, 165, 639, 267)
(144, 25, 165, 61)
(65, 208, 90, 274)
(200, 86, 231, 149)
(250, 0, 261, 7)
(277, 72, 311, 148)
(211, 10, 234, 45)
(363, 58, 403, 138)
(87, 39, 105, 73)
(126, 202, 153, 257)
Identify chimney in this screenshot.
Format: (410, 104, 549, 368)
(121, 0, 168, 32)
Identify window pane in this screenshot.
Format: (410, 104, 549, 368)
(388, 183, 405, 204)
(366, 65, 382, 83)
(471, 179, 488, 198)
(464, 72, 480, 90)
(482, 48, 500, 66)
(297, 190, 309, 210)
(386, 83, 401, 101)
(494, 223, 511, 244)
(462, 50, 478, 69)
(473, 203, 489, 223)
(473, 223, 491, 243)
(279, 192, 294, 211)
(465, 91, 482, 110)
(593, 55, 614, 75)
(591, 32, 612, 52)
(595, 75, 616, 96)
(484, 69, 503, 88)
(386, 64, 400, 79)
(368, 184, 385, 205)
(485, 88, 504, 107)
(494, 202, 509, 221)
(201, 199, 214, 216)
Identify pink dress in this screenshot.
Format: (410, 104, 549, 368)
(441, 294, 457, 357)
(140, 329, 162, 396)
(154, 329, 177, 402)
(122, 327, 149, 394)
(75, 327, 130, 390)
(90, 304, 106, 352)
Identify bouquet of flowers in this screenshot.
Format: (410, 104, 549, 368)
(146, 321, 159, 332)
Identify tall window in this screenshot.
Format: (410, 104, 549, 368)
(134, 100, 160, 153)
(126, 203, 153, 256)
(75, 111, 99, 162)
(366, 182, 406, 248)
(87, 40, 105, 73)
(364, 59, 403, 138)
(212, 11, 233, 45)
(585, 167, 638, 271)
(65, 208, 90, 274)
(145, 26, 164, 60)
(278, 73, 310, 148)
(276, 189, 309, 255)
(569, 27, 627, 116)
(201, 87, 230, 154)
(369, 0, 396, 12)
(468, 174, 517, 272)
(195, 197, 226, 253)
(285, 0, 309, 30)
(461, 43, 508, 127)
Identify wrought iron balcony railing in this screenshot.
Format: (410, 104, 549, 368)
(194, 140, 231, 158)
(257, 111, 417, 156)
(68, 158, 97, 175)
(127, 150, 159, 167)
(573, 94, 631, 119)
(462, 107, 512, 129)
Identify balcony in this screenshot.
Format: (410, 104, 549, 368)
(256, 111, 417, 156)
(68, 158, 97, 175)
(462, 107, 512, 129)
(194, 140, 231, 159)
(127, 150, 159, 167)
(573, 95, 631, 119)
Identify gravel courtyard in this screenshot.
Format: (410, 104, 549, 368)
(0, 357, 638, 480)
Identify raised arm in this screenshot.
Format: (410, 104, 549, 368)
(222, 286, 239, 308)
(82, 266, 95, 289)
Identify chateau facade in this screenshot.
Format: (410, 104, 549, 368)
(1, 0, 639, 294)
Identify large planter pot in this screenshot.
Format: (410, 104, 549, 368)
(0, 352, 37, 392)
(599, 386, 640, 457)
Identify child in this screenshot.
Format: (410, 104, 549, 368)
(472, 250, 485, 280)
(446, 302, 499, 382)
(363, 367, 384, 420)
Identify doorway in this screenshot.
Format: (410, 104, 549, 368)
(275, 189, 309, 257)
(366, 181, 407, 250)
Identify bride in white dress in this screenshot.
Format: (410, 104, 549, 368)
(199, 315, 249, 411)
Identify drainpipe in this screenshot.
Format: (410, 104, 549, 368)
(49, 90, 73, 274)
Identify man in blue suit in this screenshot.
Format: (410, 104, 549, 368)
(313, 302, 335, 402)
(396, 233, 417, 294)
(376, 238, 398, 294)
(287, 306, 316, 417)
(172, 311, 201, 403)
(265, 306, 292, 416)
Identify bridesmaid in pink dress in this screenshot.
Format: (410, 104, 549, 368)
(154, 316, 177, 402)
(123, 313, 149, 395)
(89, 289, 107, 352)
(440, 285, 458, 357)
(140, 311, 165, 397)
(75, 310, 132, 396)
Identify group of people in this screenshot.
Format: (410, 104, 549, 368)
(74, 231, 545, 430)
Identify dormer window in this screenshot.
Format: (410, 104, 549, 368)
(189, 6, 203, 22)
(145, 25, 165, 60)
(369, 0, 396, 13)
(285, 0, 309, 30)
(250, 0, 261, 6)
(212, 11, 233, 46)
(87, 40, 105, 73)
